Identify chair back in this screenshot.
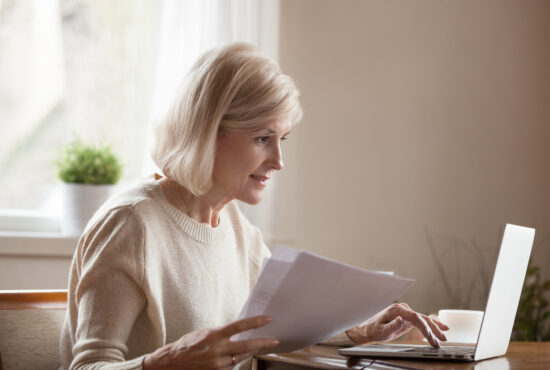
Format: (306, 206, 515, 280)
(0, 290, 67, 370)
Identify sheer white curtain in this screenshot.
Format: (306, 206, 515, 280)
(145, 0, 281, 240)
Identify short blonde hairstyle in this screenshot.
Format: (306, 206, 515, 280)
(151, 42, 303, 195)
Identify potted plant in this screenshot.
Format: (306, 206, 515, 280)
(512, 261, 550, 341)
(56, 137, 123, 236)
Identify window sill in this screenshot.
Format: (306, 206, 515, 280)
(0, 232, 78, 257)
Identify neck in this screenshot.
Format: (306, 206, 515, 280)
(159, 177, 231, 227)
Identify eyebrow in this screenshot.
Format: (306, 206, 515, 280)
(260, 128, 292, 136)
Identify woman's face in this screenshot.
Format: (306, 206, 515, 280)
(213, 117, 293, 204)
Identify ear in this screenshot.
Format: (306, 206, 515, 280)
(217, 126, 230, 138)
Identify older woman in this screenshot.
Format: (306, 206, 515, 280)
(60, 43, 447, 370)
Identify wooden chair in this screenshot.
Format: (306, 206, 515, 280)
(0, 290, 67, 370)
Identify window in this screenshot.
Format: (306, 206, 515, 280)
(0, 0, 280, 237)
(0, 0, 160, 230)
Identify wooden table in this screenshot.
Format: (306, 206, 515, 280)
(254, 342, 550, 369)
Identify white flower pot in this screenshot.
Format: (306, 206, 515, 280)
(61, 183, 114, 236)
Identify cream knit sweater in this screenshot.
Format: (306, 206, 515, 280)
(60, 175, 271, 369)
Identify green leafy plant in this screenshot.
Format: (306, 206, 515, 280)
(56, 137, 123, 184)
(512, 261, 550, 341)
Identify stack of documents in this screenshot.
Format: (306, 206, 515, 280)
(233, 245, 415, 354)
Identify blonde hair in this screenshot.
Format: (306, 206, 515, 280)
(151, 42, 303, 195)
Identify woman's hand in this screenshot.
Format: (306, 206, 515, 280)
(345, 303, 449, 348)
(143, 315, 278, 370)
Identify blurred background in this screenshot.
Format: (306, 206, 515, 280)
(0, 0, 549, 335)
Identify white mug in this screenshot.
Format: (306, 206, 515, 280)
(436, 309, 484, 343)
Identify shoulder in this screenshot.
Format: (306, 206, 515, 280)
(97, 176, 160, 214)
(76, 178, 159, 266)
(78, 205, 145, 264)
(84, 176, 164, 232)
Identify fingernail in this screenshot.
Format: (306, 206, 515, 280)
(263, 316, 272, 322)
(271, 339, 279, 346)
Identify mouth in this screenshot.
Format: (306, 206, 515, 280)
(250, 174, 270, 186)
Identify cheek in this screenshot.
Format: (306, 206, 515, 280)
(213, 136, 267, 188)
(235, 148, 265, 174)
(214, 149, 258, 186)
(213, 157, 236, 185)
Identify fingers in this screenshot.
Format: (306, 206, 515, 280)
(421, 314, 447, 342)
(223, 337, 279, 356)
(381, 316, 404, 338)
(431, 317, 450, 331)
(231, 351, 254, 365)
(397, 309, 441, 348)
(214, 316, 278, 357)
(387, 316, 404, 331)
(217, 315, 272, 339)
(195, 348, 259, 369)
(219, 351, 254, 369)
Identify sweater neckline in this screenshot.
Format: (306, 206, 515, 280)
(147, 176, 229, 245)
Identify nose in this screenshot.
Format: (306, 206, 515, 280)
(269, 142, 284, 171)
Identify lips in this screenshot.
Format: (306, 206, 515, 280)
(250, 174, 270, 185)
(251, 175, 270, 181)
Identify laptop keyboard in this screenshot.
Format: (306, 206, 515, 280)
(403, 346, 475, 355)
(403, 346, 475, 356)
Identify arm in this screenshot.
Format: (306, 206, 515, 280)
(69, 207, 147, 370)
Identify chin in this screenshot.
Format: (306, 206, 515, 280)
(237, 192, 263, 205)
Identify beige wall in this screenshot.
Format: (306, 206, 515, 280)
(276, 0, 550, 313)
(0, 237, 75, 289)
(0, 256, 71, 289)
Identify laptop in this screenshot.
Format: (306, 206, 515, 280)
(339, 223, 535, 362)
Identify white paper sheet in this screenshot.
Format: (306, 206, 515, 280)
(233, 245, 415, 354)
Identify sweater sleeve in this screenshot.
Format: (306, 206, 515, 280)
(69, 207, 147, 370)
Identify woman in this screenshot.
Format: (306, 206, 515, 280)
(60, 42, 448, 370)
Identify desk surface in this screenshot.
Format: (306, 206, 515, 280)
(255, 342, 550, 369)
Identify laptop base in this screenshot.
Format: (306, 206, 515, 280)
(339, 344, 475, 361)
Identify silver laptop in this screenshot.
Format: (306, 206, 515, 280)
(339, 223, 535, 362)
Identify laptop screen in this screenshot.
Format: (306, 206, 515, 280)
(474, 224, 535, 361)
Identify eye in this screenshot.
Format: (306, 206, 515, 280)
(255, 136, 270, 144)
(281, 136, 288, 142)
